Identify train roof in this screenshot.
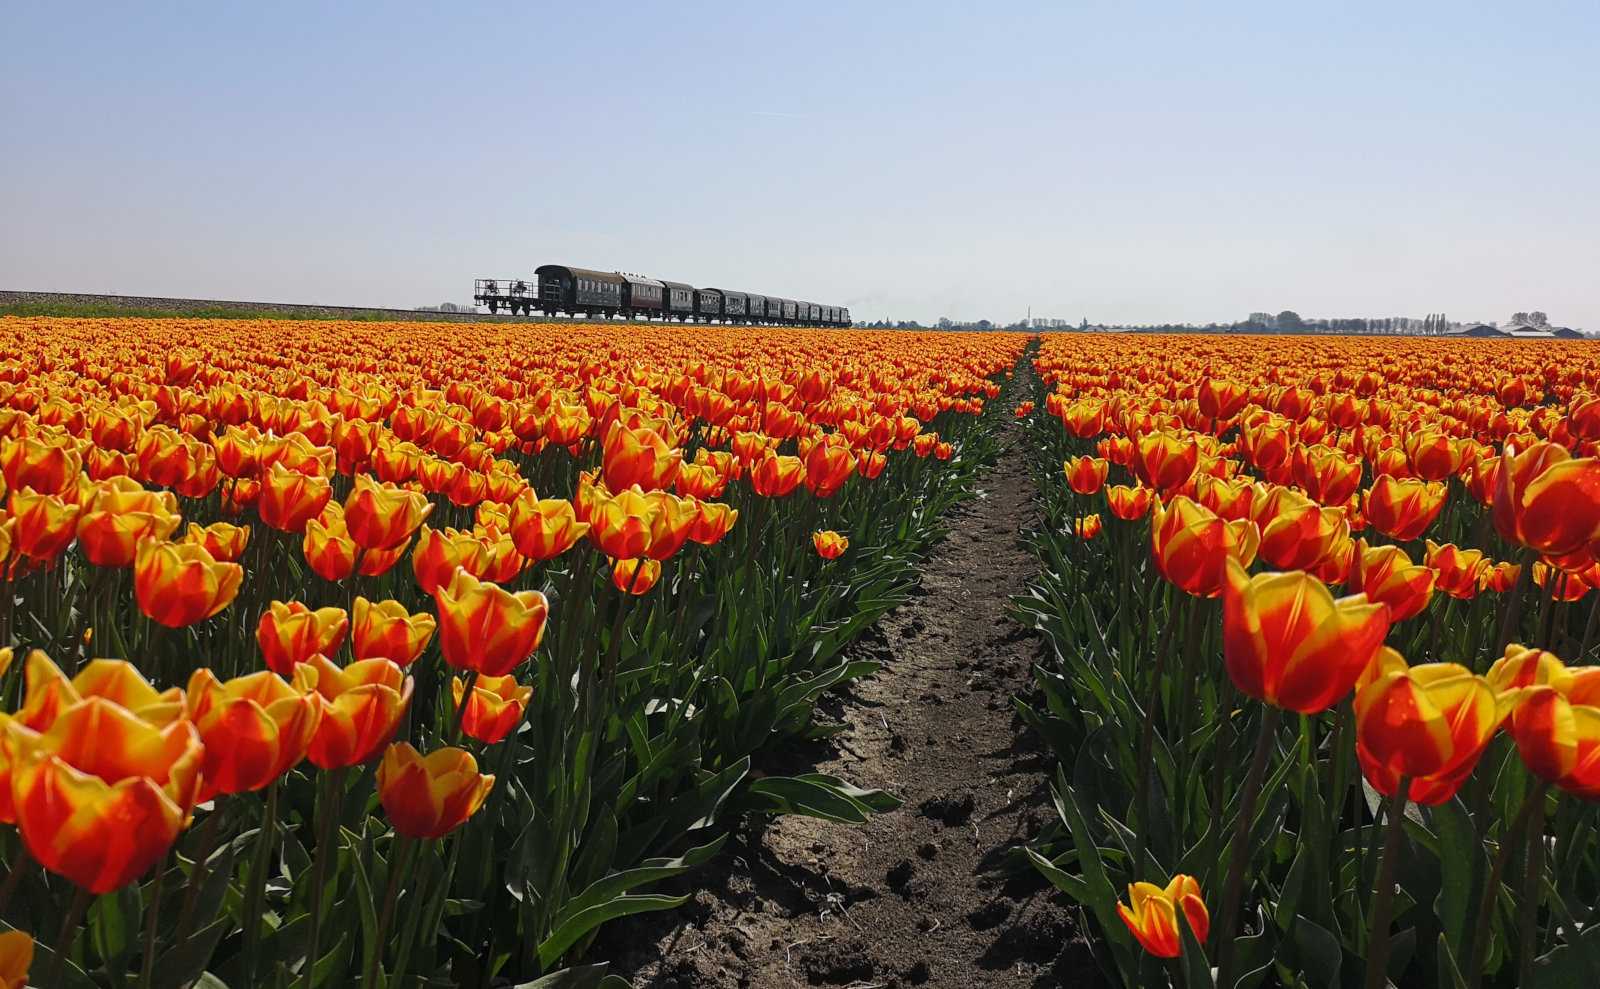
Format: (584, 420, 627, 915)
(616, 273, 665, 289)
(705, 288, 748, 301)
(535, 264, 625, 285)
(659, 280, 695, 291)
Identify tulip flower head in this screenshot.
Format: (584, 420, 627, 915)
(256, 600, 349, 677)
(434, 568, 549, 677)
(451, 673, 531, 744)
(1350, 541, 1436, 623)
(1222, 558, 1391, 714)
(343, 474, 433, 550)
(377, 742, 496, 839)
(1150, 496, 1261, 598)
(186, 666, 321, 801)
(352, 596, 437, 666)
(9, 697, 203, 892)
(1354, 652, 1513, 804)
(1363, 475, 1448, 543)
(611, 556, 662, 594)
(134, 538, 243, 627)
(813, 529, 849, 559)
(1105, 484, 1154, 521)
(508, 492, 590, 562)
(1425, 540, 1489, 600)
(302, 654, 413, 769)
(1116, 875, 1210, 958)
(1063, 456, 1109, 496)
(0, 930, 30, 989)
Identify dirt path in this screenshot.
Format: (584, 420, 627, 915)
(607, 357, 1097, 988)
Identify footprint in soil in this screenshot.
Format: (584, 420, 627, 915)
(966, 901, 1012, 931)
(918, 792, 976, 826)
(801, 937, 876, 985)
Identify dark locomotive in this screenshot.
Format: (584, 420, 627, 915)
(473, 265, 850, 327)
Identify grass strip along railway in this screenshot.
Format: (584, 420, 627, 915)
(0, 315, 1027, 987)
(1015, 334, 1600, 989)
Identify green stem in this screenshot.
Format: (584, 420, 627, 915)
(451, 670, 480, 743)
(302, 767, 348, 989)
(1467, 780, 1548, 989)
(44, 887, 93, 989)
(139, 854, 170, 989)
(240, 779, 279, 986)
(1516, 782, 1548, 986)
(362, 835, 417, 987)
(1132, 595, 1188, 875)
(0, 847, 33, 917)
(1211, 704, 1282, 989)
(1363, 778, 1410, 989)
(172, 804, 225, 942)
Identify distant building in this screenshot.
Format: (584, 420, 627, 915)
(1553, 327, 1586, 339)
(1448, 324, 1508, 338)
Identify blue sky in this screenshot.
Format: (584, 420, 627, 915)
(3, 1, 1597, 327)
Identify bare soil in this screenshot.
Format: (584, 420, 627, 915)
(604, 359, 1102, 988)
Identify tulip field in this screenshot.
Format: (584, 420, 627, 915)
(0, 315, 1028, 988)
(1016, 335, 1600, 988)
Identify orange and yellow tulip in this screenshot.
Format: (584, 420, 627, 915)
(1424, 540, 1489, 600)
(1350, 541, 1436, 623)
(343, 474, 433, 550)
(1105, 484, 1154, 521)
(601, 421, 682, 492)
(688, 501, 739, 546)
(1150, 497, 1260, 598)
(610, 556, 662, 594)
(133, 538, 243, 627)
(256, 600, 349, 677)
(1063, 456, 1109, 496)
(9, 697, 203, 893)
(1116, 875, 1209, 958)
(351, 596, 437, 666)
(509, 493, 590, 561)
(588, 487, 659, 560)
(182, 520, 250, 562)
(7, 487, 82, 562)
(1354, 652, 1512, 804)
(258, 461, 333, 534)
(377, 742, 495, 839)
(1362, 475, 1448, 543)
(434, 568, 549, 677)
(451, 673, 531, 744)
(301, 654, 413, 769)
(412, 525, 490, 596)
(1222, 558, 1391, 713)
(1132, 431, 1199, 491)
(186, 666, 321, 801)
(813, 530, 849, 559)
(750, 453, 806, 498)
(804, 441, 855, 498)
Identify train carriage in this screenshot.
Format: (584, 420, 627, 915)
(535, 265, 624, 317)
(695, 288, 723, 322)
(709, 289, 748, 321)
(662, 280, 695, 320)
(746, 293, 767, 324)
(618, 273, 665, 318)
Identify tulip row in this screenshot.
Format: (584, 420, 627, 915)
(1014, 335, 1600, 989)
(0, 316, 1028, 987)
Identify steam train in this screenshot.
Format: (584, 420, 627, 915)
(473, 265, 851, 327)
